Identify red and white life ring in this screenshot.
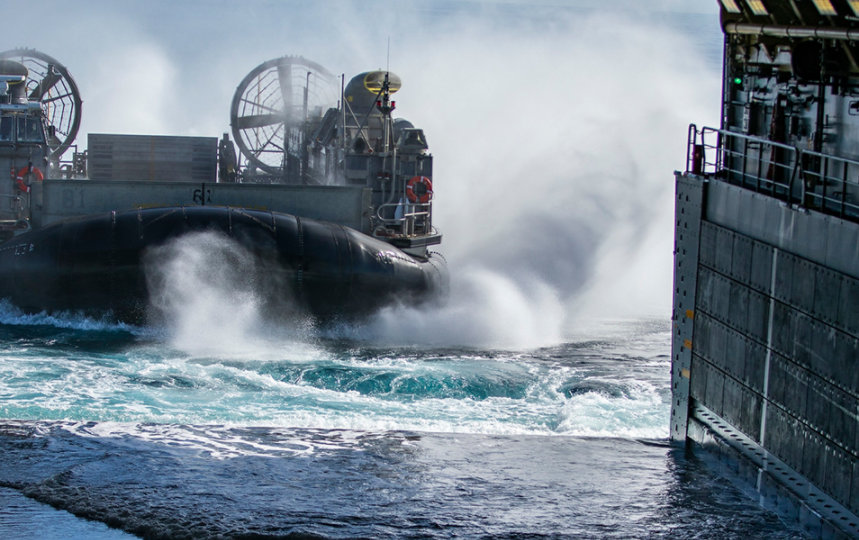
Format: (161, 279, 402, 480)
(14, 165, 44, 193)
(405, 175, 433, 204)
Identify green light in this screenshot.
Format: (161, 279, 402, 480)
(733, 77, 743, 85)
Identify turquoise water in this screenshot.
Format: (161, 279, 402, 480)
(0, 302, 669, 437)
(0, 309, 801, 538)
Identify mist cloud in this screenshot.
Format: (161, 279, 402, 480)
(5, 1, 721, 348)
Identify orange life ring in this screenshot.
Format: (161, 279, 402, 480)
(405, 175, 433, 204)
(15, 165, 44, 193)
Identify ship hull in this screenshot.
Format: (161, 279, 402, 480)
(0, 206, 447, 323)
(671, 171, 859, 537)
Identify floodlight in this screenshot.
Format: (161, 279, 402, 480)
(720, 0, 742, 13)
(745, 0, 768, 16)
(812, 0, 837, 16)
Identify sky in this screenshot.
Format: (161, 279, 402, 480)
(3, 0, 720, 140)
(3, 0, 724, 341)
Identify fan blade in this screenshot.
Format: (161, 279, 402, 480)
(29, 69, 61, 101)
(235, 113, 286, 130)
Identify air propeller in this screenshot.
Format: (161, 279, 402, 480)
(0, 48, 82, 159)
(230, 56, 338, 176)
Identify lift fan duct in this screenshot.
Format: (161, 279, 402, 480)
(0, 48, 82, 159)
(230, 56, 338, 176)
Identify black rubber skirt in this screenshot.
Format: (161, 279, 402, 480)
(0, 207, 447, 323)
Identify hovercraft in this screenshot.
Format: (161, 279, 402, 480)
(0, 50, 446, 323)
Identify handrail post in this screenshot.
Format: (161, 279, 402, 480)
(715, 129, 723, 171)
(798, 149, 807, 208)
(687, 124, 697, 173)
(788, 148, 800, 205)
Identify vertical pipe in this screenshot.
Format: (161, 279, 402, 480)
(340, 74, 346, 159)
(720, 36, 731, 132)
(814, 56, 826, 154)
(841, 160, 848, 219)
(301, 71, 311, 182)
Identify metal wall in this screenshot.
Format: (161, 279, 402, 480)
(30, 180, 371, 233)
(673, 172, 859, 535)
(670, 174, 704, 441)
(87, 134, 218, 182)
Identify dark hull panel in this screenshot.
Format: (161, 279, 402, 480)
(672, 172, 859, 536)
(0, 206, 446, 323)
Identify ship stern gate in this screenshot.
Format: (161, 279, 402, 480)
(671, 2, 859, 536)
(673, 124, 859, 537)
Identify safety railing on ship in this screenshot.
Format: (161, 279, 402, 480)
(687, 124, 859, 222)
(376, 200, 433, 237)
(0, 193, 28, 231)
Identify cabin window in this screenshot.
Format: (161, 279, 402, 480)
(0, 117, 11, 142)
(16, 117, 44, 143)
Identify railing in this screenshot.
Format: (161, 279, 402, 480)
(687, 125, 859, 222)
(376, 200, 433, 237)
(0, 193, 27, 229)
(55, 146, 87, 179)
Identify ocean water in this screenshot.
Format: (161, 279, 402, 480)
(0, 1, 804, 538)
(0, 307, 801, 538)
